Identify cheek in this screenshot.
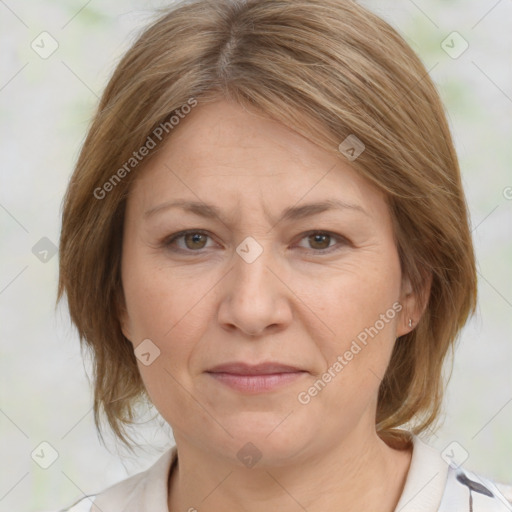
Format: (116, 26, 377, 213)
(311, 254, 401, 346)
(123, 255, 201, 340)
(122, 258, 216, 379)
(123, 265, 213, 428)
(304, 251, 402, 397)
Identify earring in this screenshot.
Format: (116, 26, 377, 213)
(408, 318, 413, 328)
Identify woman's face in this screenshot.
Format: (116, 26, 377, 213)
(120, 98, 418, 465)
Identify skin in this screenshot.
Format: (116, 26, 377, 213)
(119, 98, 427, 512)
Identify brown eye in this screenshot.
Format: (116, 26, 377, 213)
(296, 231, 349, 254)
(163, 230, 214, 252)
(307, 233, 332, 250)
(183, 232, 208, 250)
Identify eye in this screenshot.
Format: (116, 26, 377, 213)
(162, 229, 350, 254)
(296, 231, 349, 253)
(163, 230, 215, 252)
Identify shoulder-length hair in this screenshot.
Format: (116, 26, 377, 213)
(58, 0, 477, 447)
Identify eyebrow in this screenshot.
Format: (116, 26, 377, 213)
(144, 198, 368, 223)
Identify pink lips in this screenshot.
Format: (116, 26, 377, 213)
(206, 362, 307, 393)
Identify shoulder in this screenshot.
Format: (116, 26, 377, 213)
(439, 464, 512, 511)
(55, 495, 97, 512)
(396, 434, 512, 512)
(58, 446, 177, 512)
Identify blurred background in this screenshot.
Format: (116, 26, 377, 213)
(1, 0, 511, 510)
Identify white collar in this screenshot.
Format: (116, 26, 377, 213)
(91, 446, 176, 511)
(393, 435, 449, 512)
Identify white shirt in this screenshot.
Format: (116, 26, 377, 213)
(61, 435, 512, 511)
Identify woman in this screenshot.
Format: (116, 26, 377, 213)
(56, 0, 512, 510)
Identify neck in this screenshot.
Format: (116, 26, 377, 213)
(168, 429, 412, 512)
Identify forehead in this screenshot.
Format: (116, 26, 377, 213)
(127, 99, 386, 222)
(163, 98, 336, 175)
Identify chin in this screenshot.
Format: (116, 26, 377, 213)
(208, 411, 314, 466)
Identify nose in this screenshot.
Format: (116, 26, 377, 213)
(217, 242, 293, 338)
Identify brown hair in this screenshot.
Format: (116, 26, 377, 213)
(57, 0, 477, 448)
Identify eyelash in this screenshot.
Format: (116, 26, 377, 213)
(161, 229, 350, 255)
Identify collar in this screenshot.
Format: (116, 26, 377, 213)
(393, 435, 449, 512)
(91, 445, 177, 511)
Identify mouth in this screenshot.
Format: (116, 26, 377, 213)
(205, 362, 308, 393)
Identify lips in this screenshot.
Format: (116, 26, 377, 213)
(206, 362, 307, 393)
(206, 362, 305, 375)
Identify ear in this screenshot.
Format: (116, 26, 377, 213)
(396, 270, 432, 337)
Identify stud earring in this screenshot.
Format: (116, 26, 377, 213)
(408, 318, 413, 328)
